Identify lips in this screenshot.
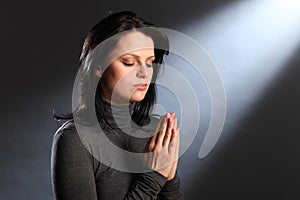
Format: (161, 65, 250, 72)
(134, 83, 148, 90)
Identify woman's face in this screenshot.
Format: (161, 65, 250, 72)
(98, 31, 155, 105)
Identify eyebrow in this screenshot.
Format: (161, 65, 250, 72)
(121, 53, 155, 60)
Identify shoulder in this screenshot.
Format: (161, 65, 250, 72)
(53, 120, 77, 143)
(51, 120, 98, 165)
(52, 120, 89, 155)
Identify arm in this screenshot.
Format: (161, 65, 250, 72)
(124, 171, 167, 200)
(51, 122, 97, 200)
(157, 172, 183, 200)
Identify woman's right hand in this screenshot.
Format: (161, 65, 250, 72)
(144, 112, 180, 180)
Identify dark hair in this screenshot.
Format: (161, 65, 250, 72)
(54, 11, 169, 126)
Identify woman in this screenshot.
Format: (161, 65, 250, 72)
(51, 11, 183, 200)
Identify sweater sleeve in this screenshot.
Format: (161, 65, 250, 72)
(157, 172, 184, 200)
(51, 122, 98, 200)
(124, 171, 167, 200)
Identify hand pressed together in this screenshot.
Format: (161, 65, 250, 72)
(144, 112, 180, 180)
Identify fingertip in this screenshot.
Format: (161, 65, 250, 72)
(171, 112, 175, 118)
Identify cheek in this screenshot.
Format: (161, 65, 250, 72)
(106, 67, 129, 87)
(149, 68, 154, 77)
(112, 71, 135, 92)
(105, 66, 154, 92)
(148, 68, 154, 82)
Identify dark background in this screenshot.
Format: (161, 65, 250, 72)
(1, 0, 300, 199)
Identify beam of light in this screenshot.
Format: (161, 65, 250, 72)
(181, 0, 300, 154)
(174, 0, 300, 188)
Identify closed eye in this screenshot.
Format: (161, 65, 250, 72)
(146, 62, 153, 67)
(146, 57, 155, 67)
(122, 62, 135, 66)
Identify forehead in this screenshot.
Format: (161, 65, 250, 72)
(110, 31, 155, 59)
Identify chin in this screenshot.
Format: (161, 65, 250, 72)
(130, 97, 146, 103)
(129, 92, 147, 103)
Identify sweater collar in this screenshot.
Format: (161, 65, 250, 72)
(100, 98, 134, 130)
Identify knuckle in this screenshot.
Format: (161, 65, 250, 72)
(153, 146, 161, 152)
(148, 143, 155, 151)
(165, 132, 170, 138)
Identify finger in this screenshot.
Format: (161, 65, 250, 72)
(171, 112, 175, 128)
(172, 118, 177, 139)
(170, 112, 175, 118)
(169, 128, 179, 154)
(169, 112, 177, 137)
(167, 129, 179, 176)
(176, 128, 180, 148)
(154, 113, 170, 150)
(163, 117, 173, 147)
(147, 115, 163, 152)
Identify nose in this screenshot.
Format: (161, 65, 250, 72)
(136, 64, 148, 78)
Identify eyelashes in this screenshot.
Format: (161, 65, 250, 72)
(122, 61, 153, 67)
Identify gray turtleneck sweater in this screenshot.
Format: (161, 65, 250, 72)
(51, 101, 183, 200)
